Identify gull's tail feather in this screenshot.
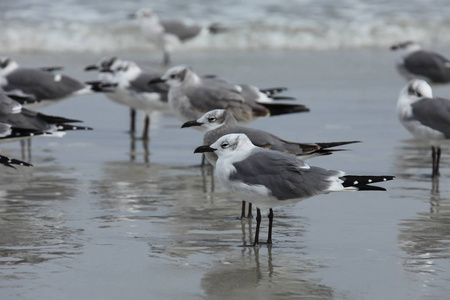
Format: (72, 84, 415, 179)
(315, 141, 361, 149)
(259, 87, 295, 101)
(260, 103, 310, 116)
(57, 124, 93, 131)
(85, 81, 118, 93)
(0, 154, 32, 169)
(341, 175, 395, 191)
(38, 113, 82, 124)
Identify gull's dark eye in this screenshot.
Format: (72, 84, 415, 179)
(170, 74, 176, 79)
(415, 91, 422, 97)
(207, 117, 216, 122)
(221, 142, 229, 149)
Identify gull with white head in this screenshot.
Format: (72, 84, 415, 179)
(397, 79, 450, 177)
(195, 133, 394, 246)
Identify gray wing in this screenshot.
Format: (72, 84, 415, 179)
(404, 51, 450, 83)
(230, 149, 341, 200)
(205, 124, 318, 156)
(129, 72, 169, 100)
(160, 20, 202, 41)
(411, 97, 450, 138)
(184, 84, 256, 121)
(0, 122, 11, 137)
(3, 68, 85, 100)
(0, 93, 21, 114)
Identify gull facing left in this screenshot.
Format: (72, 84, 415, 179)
(149, 65, 309, 125)
(195, 133, 394, 246)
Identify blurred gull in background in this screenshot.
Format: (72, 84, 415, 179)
(391, 41, 450, 83)
(129, 8, 226, 65)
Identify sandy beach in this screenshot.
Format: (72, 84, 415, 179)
(1, 49, 450, 299)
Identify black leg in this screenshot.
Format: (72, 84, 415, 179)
(267, 208, 273, 244)
(130, 109, 136, 136)
(240, 201, 246, 219)
(432, 146, 440, 177)
(436, 146, 441, 176)
(253, 208, 261, 246)
(247, 203, 253, 219)
(142, 114, 150, 141)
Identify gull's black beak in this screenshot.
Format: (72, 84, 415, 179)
(390, 45, 398, 51)
(84, 65, 99, 71)
(181, 120, 202, 128)
(148, 77, 166, 85)
(128, 13, 137, 19)
(194, 145, 216, 154)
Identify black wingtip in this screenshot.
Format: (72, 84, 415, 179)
(342, 175, 395, 191)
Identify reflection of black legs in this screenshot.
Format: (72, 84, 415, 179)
(142, 114, 150, 141)
(267, 208, 273, 244)
(240, 201, 246, 219)
(253, 208, 262, 246)
(247, 203, 253, 219)
(432, 146, 441, 177)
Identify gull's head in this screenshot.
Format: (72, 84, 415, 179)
(194, 133, 254, 160)
(390, 41, 421, 55)
(182, 109, 231, 131)
(0, 57, 19, 75)
(400, 79, 433, 104)
(114, 60, 141, 81)
(130, 8, 157, 21)
(159, 65, 194, 87)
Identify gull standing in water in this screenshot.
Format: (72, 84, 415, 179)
(391, 41, 450, 83)
(130, 8, 226, 66)
(183, 109, 360, 219)
(149, 65, 309, 125)
(85, 57, 169, 140)
(397, 79, 450, 177)
(195, 133, 395, 246)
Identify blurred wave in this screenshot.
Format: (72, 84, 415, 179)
(2, 0, 450, 53)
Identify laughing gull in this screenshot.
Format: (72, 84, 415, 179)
(194, 133, 394, 246)
(397, 79, 450, 177)
(130, 8, 226, 65)
(85, 57, 169, 140)
(183, 109, 360, 166)
(391, 41, 450, 83)
(0, 92, 92, 138)
(0, 153, 32, 168)
(183, 109, 359, 219)
(149, 65, 309, 125)
(0, 57, 104, 109)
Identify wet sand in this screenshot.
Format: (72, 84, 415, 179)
(1, 49, 450, 299)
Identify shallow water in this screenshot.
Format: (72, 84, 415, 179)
(1, 50, 450, 299)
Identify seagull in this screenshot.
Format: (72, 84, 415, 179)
(149, 65, 309, 125)
(391, 41, 450, 83)
(194, 133, 395, 246)
(397, 79, 450, 177)
(182, 109, 360, 166)
(129, 8, 226, 65)
(0, 92, 92, 138)
(0, 57, 106, 109)
(183, 109, 360, 219)
(85, 57, 169, 140)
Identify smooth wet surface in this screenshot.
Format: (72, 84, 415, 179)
(1, 50, 450, 299)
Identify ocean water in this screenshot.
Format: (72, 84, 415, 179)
(1, 0, 450, 53)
